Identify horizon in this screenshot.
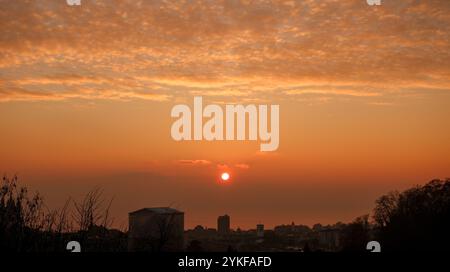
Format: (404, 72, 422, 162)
(9, 174, 443, 230)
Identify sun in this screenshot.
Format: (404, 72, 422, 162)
(221, 172, 230, 181)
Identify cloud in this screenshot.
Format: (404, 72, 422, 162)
(216, 163, 229, 170)
(0, 0, 449, 102)
(174, 160, 250, 171)
(368, 101, 395, 106)
(0, 80, 171, 102)
(235, 163, 250, 170)
(176, 160, 213, 166)
(284, 88, 380, 97)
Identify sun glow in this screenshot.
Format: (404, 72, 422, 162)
(221, 172, 230, 181)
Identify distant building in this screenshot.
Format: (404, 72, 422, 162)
(274, 223, 311, 236)
(318, 228, 340, 250)
(217, 214, 230, 234)
(256, 224, 264, 238)
(184, 226, 218, 245)
(313, 223, 323, 232)
(128, 207, 184, 252)
(193, 225, 205, 231)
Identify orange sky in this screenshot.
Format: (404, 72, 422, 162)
(1, 0, 450, 229)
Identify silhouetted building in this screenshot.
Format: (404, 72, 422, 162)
(256, 224, 264, 238)
(313, 223, 323, 232)
(318, 228, 340, 250)
(274, 223, 311, 236)
(217, 214, 230, 234)
(128, 207, 184, 252)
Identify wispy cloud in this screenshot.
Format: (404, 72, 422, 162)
(285, 89, 381, 97)
(176, 160, 213, 166)
(235, 163, 250, 170)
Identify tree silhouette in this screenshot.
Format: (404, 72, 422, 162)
(373, 179, 450, 251)
(340, 215, 371, 252)
(0, 176, 125, 252)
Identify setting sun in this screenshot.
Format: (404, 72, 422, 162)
(221, 172, 230, 182)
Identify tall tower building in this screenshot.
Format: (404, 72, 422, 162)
(217, 214, 230, 234)
(256, 224, 264, 238)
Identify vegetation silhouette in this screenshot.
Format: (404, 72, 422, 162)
(340, 215, 370, 252)
(373, 178, 450, 251)
(0, 175, 126, 252)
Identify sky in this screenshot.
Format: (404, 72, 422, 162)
(1, 0, 450, 230)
